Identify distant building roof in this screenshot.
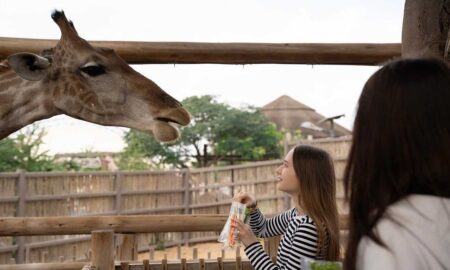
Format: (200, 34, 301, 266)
(259, 95, 351, 138)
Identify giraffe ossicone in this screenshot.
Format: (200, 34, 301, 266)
(0, 10, 190, 142)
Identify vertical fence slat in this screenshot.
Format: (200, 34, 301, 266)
(15, 171, 26, 264)
(182, 169, 191, 246)
(115, 172, 123, 215)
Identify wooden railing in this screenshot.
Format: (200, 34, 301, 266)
(0, 214, 349, 270)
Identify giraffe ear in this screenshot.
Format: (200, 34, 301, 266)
(7, 53, 51, 81)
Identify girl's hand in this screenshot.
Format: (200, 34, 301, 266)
(232, 218, 258, 247)
(233, 191, 256, 208)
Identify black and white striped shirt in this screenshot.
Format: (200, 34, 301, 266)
(244, 208, 323, 270)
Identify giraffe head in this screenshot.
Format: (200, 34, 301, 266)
(7, 10, 190, 142)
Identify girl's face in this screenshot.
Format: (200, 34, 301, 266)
(275, 149, 300, 197)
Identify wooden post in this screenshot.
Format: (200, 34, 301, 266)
(283, 194, 291, 211)
(148, 246, 154, 261)
(264, 236, 280, 263)
(162, 258, 168, 270)
(231, 168, 235, 197)
(115, 234, 138, 261)
(402, 0, 450, 59)
(115, 171, 122, 215)
(182, 169, 191, 246)
(120, 262, 130, 270)
(180, 258, 187, 270)
(217, 257, 223, 270)
(24, 247, 30, 263)
(15, 171, 26, 264)
(72, 245, 77, 261)
(199, 258, 205, 270)
(40, 251, 48, 263)
(143, 259, 150, 270)
(235, 256, 242, 270)
(91, 230, 114, 270)
(176, 245, 181, 260)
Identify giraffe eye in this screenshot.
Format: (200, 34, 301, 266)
(81, 65, 106, 77)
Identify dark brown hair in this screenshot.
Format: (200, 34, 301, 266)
(293, 145, 340, 261)
(343, 58, 450, 270)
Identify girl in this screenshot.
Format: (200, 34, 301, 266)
(343, 58, 450, 270)
(233, 145, 340, 270)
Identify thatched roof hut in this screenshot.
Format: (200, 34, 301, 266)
(259, 95, 351, 138)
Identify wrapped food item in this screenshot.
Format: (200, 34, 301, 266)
(218, 201, 250, 248)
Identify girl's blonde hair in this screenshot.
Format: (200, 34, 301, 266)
(292, 145, 340, 261)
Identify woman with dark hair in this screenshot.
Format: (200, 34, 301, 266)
(232, 145, 340, 270)
(344, 58, 450, 270)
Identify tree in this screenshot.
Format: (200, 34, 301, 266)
(0, 125, 72, 172)
(120, 95, 283, 169)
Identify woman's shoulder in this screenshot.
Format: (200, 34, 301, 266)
(292, 214, 317, 229)
(358, 195, 450, 269)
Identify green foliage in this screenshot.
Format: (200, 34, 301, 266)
(120, 95, 283, 169)
(0, 126, 59, 172)
(0, 138, 21, 171)
(0, 125, 78, 172)
(310, 261, 342, 270)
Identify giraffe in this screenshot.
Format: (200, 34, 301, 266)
(0, 11, 190, 142)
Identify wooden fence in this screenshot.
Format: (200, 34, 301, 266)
(0, 160, 286, 264)
(0, 136, 352, 265)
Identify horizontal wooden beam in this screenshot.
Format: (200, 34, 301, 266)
(0, 215, 228, 236)
(0, 214, 349, 236)
(0, 262, 86, 270)
(0, 37, 400, 65)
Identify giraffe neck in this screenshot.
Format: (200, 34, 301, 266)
(0, 65, 60, 139)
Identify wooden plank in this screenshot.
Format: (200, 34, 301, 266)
(0, 260, 255, 270)
(0, 196, 19, 203)
(0, 215, 228, 236)
(0, 37, 400, 65)
(25, 236, 91, 249)
(15, 172, 26, 264)
(183, 169, 191, 245)
(121, 189, 185, 196)
(0, 245, 17, 253)
(116, 234, 138, 261)
(122, 206, 185, 215)
(190, 160, 281, 173)
(26, 192, 116, 201)
(115, 172, 123, 215)
(188, 178, 276, 191)
(190, 195, 283, 209)
(0, 262, 86, 270)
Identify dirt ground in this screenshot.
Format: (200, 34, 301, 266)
(138, 241, 251, 261)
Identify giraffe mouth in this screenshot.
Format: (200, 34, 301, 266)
(155, 117, 183, 126)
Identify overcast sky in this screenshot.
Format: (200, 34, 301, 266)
(0, 0, 405, 154)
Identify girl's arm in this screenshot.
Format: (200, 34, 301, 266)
(244, 220, 319, 270)
(249, 208, 296, 238)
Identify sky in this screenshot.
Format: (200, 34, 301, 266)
(0, 0, 405, 154)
